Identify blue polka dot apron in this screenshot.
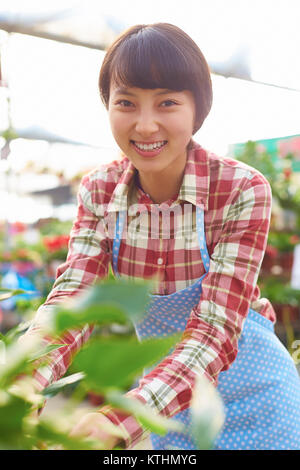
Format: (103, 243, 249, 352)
(112, 207, 300, 450)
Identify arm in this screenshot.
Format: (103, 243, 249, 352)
(20, 172, 111, 390)
(100, 174, 272, 448)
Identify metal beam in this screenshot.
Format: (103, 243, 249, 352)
(0, 22, 107, 50)
(0, 22, 299, 94)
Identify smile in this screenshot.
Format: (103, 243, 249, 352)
(130, 140, 168, 158)
(131, 140, 167, 151)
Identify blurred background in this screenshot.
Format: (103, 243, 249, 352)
(0, 0, 300, 353)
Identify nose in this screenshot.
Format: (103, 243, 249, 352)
(135, 109, 160, 136)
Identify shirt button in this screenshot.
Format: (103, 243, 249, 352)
(157, 257, 164, 265)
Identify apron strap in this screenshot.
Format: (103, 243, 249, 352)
(112, 206, 210, 276)
(112, 210, 126, 276)
(196, 206, 210, 273)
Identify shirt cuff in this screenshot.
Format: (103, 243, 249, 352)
(33, 368, 51, 391)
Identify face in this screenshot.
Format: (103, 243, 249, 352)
(108, 84, 196, 180)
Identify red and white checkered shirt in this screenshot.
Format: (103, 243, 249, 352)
(26, 140, 275, 448)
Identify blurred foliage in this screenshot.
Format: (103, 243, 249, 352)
(267, 231, 300, 252)
(235, 140, 279, 181)
(0, 236, 68, 265)
(235, 141, 300, 351)
(1, 127, 18, 142)
(235, 141, 300, 229)
(0, 219, 72, 265)
(0, 287, 29, 302)
(0, 281, 224, 450)
(38, 220, 73, 237)
(259, 277, 300, 307)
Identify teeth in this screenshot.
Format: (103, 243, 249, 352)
(133, 141, 166, 151)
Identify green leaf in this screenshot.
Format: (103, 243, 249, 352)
(54, 305, 130, 334)
(106, 390, 184, 436)
(76, 279, 151, 316)
(72, 334, 180, 392)
(189, 375, 225, 450)
(0, 336, 41, 389)
(0, 393, 32, 448)
(0, 288, 31, 301)
(42, 372, 85, 399)
(36, 420, 95, 450)
(4, 320, 32, 344)
(0, 332, 7, 344)
(52, 279, 152, 334)
(29, 344, 65, 363)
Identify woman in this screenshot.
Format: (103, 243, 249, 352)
(24, 23, 300, 450)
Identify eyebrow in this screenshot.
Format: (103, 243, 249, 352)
(113, 87, 178, 96)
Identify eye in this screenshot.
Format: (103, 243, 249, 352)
(115, 99, 134, 107)
(160, 100, 177, 107)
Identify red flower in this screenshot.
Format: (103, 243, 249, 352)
(58, 235, 70, 246)
(43, 235, 70, 253)
(283, 168, 292, 179)
(10, 221, 27, 235)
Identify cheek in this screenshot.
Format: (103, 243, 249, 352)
(108, 112, 126, 138)
(168, 112, 195, 138)
(184, 107, 196, 129)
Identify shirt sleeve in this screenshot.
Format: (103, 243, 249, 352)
(21, 173, 111, 390)
(101, 174, 272, 448)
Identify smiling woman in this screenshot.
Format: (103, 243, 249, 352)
(21, 22, 300, 451)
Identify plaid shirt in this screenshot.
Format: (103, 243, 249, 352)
(26, 140, 275, 448)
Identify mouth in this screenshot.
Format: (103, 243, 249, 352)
(130, 140, 168, 157)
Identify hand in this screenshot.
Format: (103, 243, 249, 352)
(69, 412, 125, 449)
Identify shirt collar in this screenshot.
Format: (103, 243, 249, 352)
(178, 140, 210, 210)
(106, 140, 210, 213)
(106, 158, 136, 213)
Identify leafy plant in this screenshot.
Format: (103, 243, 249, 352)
(259, 277, 300, 307)
(0, 281, 224, 450)
(38, 219, 73, 237)
(234, 140, 279, 182)
(235, 140, 300, 228)
(267, 231, 300, 252)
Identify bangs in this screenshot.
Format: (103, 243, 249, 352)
(110, 28, 193, 91)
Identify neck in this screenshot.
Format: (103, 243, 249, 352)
(137, 166, 185, 204)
